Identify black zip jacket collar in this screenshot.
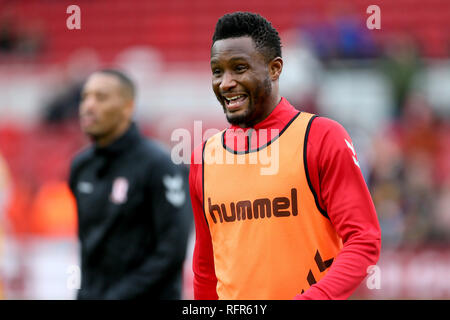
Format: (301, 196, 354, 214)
(94, 122, 141, 157)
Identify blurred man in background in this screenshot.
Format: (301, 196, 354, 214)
(69, 69, 191, 299)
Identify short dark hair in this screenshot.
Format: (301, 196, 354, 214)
(96, 68, 136, 99)
(212, 12, 282, 62)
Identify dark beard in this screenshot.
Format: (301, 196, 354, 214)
(225, 103, 254, 126)
(225, 78, 272, 127)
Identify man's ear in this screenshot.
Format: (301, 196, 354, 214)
(269, 57, 283, 81)
(124, 99, 135, 120)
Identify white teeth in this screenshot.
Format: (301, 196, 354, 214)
(225, 95, 244, 102)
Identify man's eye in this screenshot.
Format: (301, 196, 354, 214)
(235, 65, 247, 72)
(96, 93, 107, 101)
(212, 68, 222, 76)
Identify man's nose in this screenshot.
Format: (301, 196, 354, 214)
(219, 71, 237, 92)
(80, 97, 96, 112)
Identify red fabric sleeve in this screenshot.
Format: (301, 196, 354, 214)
(189, 145, 218, 300)
(294, 117, 381, 300)
(190, 113, 381, 300)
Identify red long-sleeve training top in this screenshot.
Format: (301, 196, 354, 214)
(189, 97, 381, 299)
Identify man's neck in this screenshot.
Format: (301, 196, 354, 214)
(224, 97, 299, 151)
(95, 121, 131, 148)
(235, 94, 282, 129)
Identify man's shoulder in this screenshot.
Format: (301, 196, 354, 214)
(70, 145, 94, 172)
(138, 137, 171, 161)
(307, 115, 354, 162)
(135, 137, 183, 175)
(137, 138, 189, 185)
(190, 140, 208, 167)
(69, 145, 95, 189)
(190, 129, 226, 164)
(309, 116, 350, 141)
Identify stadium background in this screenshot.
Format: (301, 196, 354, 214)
(0, 0, 449, 299)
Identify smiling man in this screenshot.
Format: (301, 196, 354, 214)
(189, 12, 381, 300)
(211, 36, 278, 128)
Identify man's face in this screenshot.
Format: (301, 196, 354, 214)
(211, 36, 273, 127)
(79, 73, 131, 144)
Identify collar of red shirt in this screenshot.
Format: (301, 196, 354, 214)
(223, 97, 299, 152)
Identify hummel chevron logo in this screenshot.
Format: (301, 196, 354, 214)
(345, 139, 361, 168)
(314, 250, 334, 272)
(301, 250, 334, 293)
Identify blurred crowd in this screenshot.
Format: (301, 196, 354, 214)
(280, 9, 450, 250)
(0, 7, 45, 62)
(0, 0, 449, 299)
(369, 92, 450, 248)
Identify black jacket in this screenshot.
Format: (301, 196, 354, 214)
(69, 123, 192, 299)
